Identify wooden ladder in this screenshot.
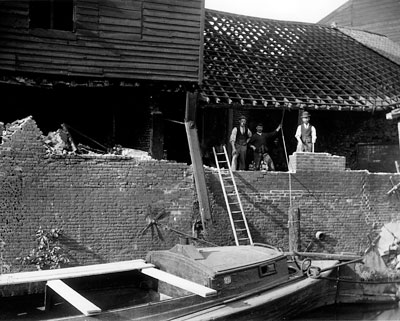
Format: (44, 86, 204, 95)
(212, 145, 253, 246)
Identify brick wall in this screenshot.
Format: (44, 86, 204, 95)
(1, 117, 399, 286)
(205, 153, 400, 253)
(289, 152, 346, 172)
(0, 117, 197, 274)
(357, 143, 400, 173)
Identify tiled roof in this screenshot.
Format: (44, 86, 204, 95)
(338, 27, 400, 66)
(201, 9, 400, 111)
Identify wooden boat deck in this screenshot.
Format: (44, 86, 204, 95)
(0, 258, 216, 317)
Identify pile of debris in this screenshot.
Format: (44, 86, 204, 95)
(44, 123, 152, 160)
(44, 124, 76, 155)
(0, 116, 153, 161)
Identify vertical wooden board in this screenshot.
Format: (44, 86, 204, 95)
(185, 92, 212, 225)
(288, 207, 300, 253)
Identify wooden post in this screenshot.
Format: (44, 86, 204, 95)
(185, 91, 212, 228)
(227, 108, 234, 159)
(288, 207, 300, 253)
(150, 110, 164, 160)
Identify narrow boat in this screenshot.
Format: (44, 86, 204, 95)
(0, 243, 341, 321)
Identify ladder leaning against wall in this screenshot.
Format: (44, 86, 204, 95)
(212, 145, 253, 246)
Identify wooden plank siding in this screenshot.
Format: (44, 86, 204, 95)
(319, 0, 400, 45)
(0, 0, 204, 83)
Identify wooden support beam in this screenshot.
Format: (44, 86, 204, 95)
(141, 267, 217, 298)
(150, 110, 164, 160)
(47, 280, 101, 316)
(0, 259, 154, 286)
(185, 91, 212, 227)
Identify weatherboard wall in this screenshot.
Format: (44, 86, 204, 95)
(0, 0, 204, 82)
(319, 0, 400, 45)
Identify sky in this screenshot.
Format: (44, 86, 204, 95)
(204, 0, 348, 23)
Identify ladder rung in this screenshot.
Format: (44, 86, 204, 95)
(214, 145, 253, 246)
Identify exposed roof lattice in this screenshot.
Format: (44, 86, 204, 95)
(202, 10, 400, 111)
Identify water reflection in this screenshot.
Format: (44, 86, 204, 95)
(292, 303, 400, 320)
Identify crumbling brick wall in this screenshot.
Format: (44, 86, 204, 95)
(0, 117, 198, 274)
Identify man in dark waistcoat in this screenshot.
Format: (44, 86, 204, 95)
(295, 111, 317, 152)
(230, 116, 252, 171)
(249, 123, 281, 171)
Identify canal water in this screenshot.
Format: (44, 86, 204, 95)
(291, 303, 400, 320)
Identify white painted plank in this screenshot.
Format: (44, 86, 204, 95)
(141, 267, 217, 298)
(47, 279, 101, 316)
(0, 259, 154, 286)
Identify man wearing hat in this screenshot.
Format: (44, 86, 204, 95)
(249, 122, 281, 171)
(295, 111, 317, 152)
(230, 115, 252, 170)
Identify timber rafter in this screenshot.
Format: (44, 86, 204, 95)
(201, 9, 400, 111)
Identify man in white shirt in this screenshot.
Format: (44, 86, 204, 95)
(230, 116, 252, 170)
(295, 111, 316, 152)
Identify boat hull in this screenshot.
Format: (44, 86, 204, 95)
(43, 261, 338, 321)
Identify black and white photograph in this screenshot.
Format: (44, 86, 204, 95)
(0, 0, 400, 320)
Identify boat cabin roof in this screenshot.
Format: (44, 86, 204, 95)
(197, 245, 284, 273)
(148, 244, 284, 276)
